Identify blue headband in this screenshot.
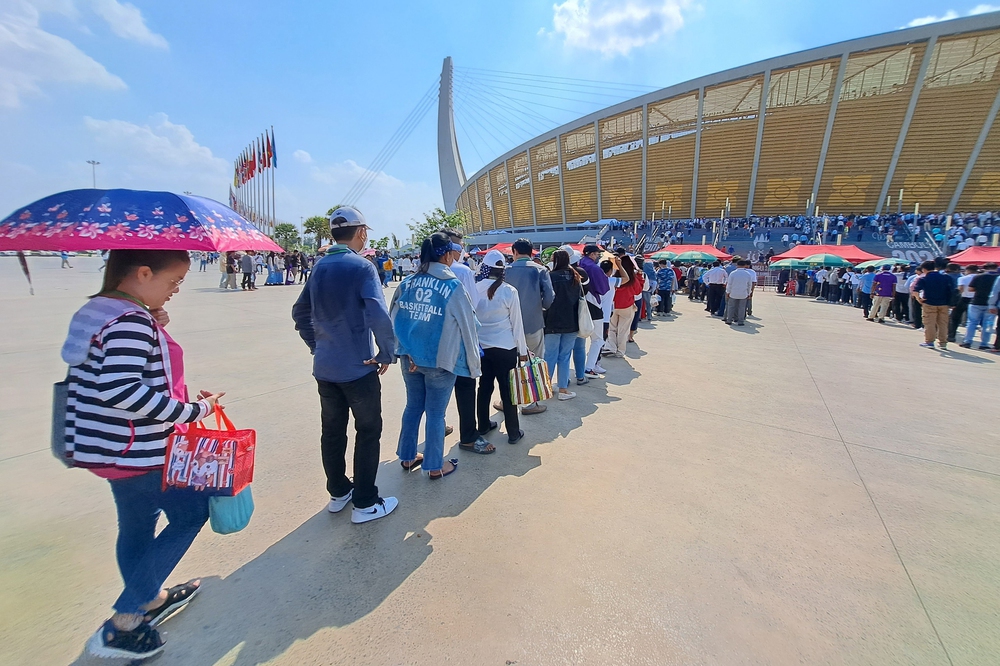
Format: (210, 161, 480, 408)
(435, 242, 463, 258)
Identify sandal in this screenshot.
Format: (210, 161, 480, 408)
(429, 459, 459, 480)
(400, 455, 423, 471)
(459, 436, 495, 454)
(144, 580, 200, 627)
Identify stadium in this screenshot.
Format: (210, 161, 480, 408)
(437, 13, 1000, 256)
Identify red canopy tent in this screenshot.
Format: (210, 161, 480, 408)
(659, 244, 732, 259)
(947, 245, 1000, 266)
(770, 244, 883, 264)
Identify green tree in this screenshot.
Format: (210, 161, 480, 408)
(303, 215, 329, 244)
(272, 223, 300, 250)
(391, 233, 400, 249)
(408, 208, 468, 244)
(372, 236, 390, 251)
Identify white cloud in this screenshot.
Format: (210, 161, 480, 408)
(292, 149, 312, 164)
(90, 0, 167, 48)
(84, 113, 229, 196)
(301, 160, 440, 241)
(549, 0, 692, 56)
(0, 0, 126, 107)
(904, 4, 999, 28)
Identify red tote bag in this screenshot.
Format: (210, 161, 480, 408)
(162, 406, 255, 496)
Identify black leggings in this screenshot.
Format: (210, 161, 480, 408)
(478, 347, 519, 439)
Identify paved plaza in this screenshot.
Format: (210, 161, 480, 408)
(1, 256, 998, 666)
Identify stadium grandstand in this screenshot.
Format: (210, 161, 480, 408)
(436, 12, 1000, 260)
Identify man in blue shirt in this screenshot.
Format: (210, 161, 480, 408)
(654, 260, 675, 315)
(858, 266, 876, 319)
(913, 260, 955, 350)
(292, 206, 398, 523)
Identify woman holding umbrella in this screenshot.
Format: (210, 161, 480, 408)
(60, 250, 225, 659)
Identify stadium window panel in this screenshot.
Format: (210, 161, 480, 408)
(819, 43, 926, 214)
(562, 126, 598, 223)
(959, 112, 1000, 210)
(509, 152, 533, 227)
(599, 108, 643, 220)
(490, 163, 512, 229)
(477, 175, 495, 230)
(892, 30, 1000, 211)
(531, 139, 563, 226)
(696, 77, 763, 217)
(753, 58, 841, 215)
(646, 93, 699, 219)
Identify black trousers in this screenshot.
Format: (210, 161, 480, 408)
(706, 284, 725, 314)
(453, 375, 478, 444)
(860, 292, 873, 318)
(893, 293, 909, 321)
(949, 298, 970, 341)
(241, 272, 253, 289)
(317, 372, 382, 509)
(658, 290, 672, 313)
(478, 347, 519, 439)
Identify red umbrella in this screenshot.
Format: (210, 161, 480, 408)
(0, 188, 282, 252)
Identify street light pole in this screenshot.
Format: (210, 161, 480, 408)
(86, 160, 100, 188)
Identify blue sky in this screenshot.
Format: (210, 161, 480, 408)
(2, 0, 998, 240)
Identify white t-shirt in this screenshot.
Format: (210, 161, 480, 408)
(815, 269, 828, 284)
(726, 269, 755, 299)
(958, 273, 976, 298)
(474, 281, 527, 354)
(603, 276, 621, 322)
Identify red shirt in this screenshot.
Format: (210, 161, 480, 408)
(613, 273, 643, 309)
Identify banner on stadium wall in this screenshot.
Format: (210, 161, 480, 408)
(886, 241, 936, 263)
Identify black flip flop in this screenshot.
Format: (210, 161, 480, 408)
(401, 455, 423, 471)
(429, 459, 459, 480)
(145, 580, 200, 627)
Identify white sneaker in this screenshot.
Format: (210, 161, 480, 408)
(593, 364, 607, 374)
(351, 496, 398, 524)
(327, 490, 353, 513)
(557, 391, 577, 401)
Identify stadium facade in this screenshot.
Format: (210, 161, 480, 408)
(438, 13, 1000, 240)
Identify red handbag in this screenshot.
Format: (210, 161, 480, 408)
(162, 406, 255, 495)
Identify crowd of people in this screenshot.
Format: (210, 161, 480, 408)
(55, 201, 998, 660)
(775, 259, 1000, 351)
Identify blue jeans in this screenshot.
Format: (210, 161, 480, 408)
(108, 471, 209, 614)
(572, 336, 587, 380)
(397, 358, 457, 473)
(964, 305, 995, 346)
(543, 332, 577, 390)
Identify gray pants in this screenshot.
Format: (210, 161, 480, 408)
(724, 297, 747, 324)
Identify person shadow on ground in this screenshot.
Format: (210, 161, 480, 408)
(65, 383, 628, 666)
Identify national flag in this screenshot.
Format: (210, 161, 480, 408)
(266, 130, 274, 168)
(258, 136, 266, 170)
(233, 161, 239, 188)
(271, 128, 277, 168)
(249, 146, 257, 178)
(229, 186, 237, 209)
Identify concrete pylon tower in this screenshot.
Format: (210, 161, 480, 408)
(438, 57, 466, 213)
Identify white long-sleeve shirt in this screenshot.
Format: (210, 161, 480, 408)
(475, 281, 528, 355)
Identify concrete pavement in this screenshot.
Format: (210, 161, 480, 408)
(0, 256, 998, 665)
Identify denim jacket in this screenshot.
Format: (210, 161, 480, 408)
(390, 262, 481, 378)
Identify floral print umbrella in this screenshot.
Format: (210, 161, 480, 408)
(0, 189, 283, 252)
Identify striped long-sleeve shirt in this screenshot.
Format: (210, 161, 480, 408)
(66, 312, 210, 470)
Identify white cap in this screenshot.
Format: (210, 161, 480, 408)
(558, 244, 582, 264)
(482, 249, 506, 267)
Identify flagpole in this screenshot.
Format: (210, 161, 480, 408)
(270, 126, 276, 234)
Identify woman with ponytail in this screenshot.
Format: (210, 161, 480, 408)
(473, 250, 527, 446)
